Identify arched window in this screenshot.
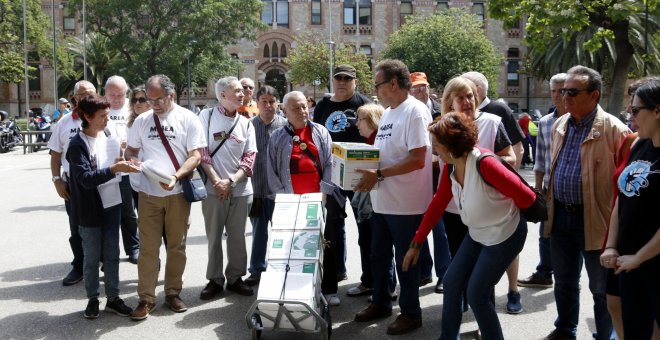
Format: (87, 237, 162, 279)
(263, 44, 270, 58)
(281, 44, 287, 58)
(272, 42, 279, 59)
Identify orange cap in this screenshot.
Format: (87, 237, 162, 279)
(410, 72, 430, 86)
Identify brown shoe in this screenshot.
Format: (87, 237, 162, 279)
(130, 300, 156, 321)
(386, 314, 422, 335)
(200, 280, 224, 300)
(354, 303, 392, 322)
(165, 295, 188, 313)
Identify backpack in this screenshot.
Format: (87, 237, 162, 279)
(475, 153, 548, 223)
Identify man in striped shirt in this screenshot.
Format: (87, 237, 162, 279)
(245, 86, 287, 286)
(518, 73, 567, 289)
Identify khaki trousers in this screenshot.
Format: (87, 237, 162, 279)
(137, 192, 191, 303)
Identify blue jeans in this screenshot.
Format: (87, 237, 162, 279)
(440, 217, 527, 340)
(248, 197, 275, 275)
(420, 219, 451, 280)
(551, 204, 612, 340)
(78, 205, 121, 300)
(119, 176, 139, 256)
(537, 222, 553, 276)
(371, 212, 423, 317)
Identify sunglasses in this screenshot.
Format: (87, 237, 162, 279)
(630, 105, 653, 117)
(131, 97, 148, 104)
(559, 88, 590, 97)
(374, 79, 390, 90)
(243, 85, 254, 90)
(334, 75, 354, 81)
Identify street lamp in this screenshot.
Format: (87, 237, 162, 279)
(186, 40, 196, 111)
(312, 78, 321, 99)
(327, 0, 333, 93)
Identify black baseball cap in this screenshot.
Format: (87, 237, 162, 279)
(333, 64, 356, 79)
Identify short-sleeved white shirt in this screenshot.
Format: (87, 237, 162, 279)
(108, 101, 129, 142)
(127, 105, 206, 197)
(198, 107, 257, 197)
(47, 113, 82, 175)
(371, 96, 433, 215)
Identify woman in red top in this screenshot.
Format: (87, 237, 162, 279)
(402, 112, 535, 340)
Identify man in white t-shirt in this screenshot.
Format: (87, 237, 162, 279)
(353, 59, 433, 335)
(125, 75, 206, 321)
(104, 75, 139, 264)
(48, 80, 96, 286)
(198, 77, 257, 299)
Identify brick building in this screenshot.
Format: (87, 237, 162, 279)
(0, 0, 557, 117)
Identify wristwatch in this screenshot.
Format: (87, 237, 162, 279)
(52, 176, 61, 183)
(376, 169, 384, 182)
(229, 177, 237, 188)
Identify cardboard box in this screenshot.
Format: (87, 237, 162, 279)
(267, 231, 322, 260)
(256, 272, 318, 330)
(271, 194, 300, 230)
(331, 142, 380, 190)
(267, 260, 322, 285)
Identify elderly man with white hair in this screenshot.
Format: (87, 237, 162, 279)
(198, 76, 257, 300)
(267, 90, 343, 305)
(104, 75, 140, 264)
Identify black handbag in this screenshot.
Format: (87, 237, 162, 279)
(153, 114, 207, 202)
(476, 153, 548, 223)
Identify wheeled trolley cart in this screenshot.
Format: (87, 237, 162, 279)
(246, 193, 330, 339)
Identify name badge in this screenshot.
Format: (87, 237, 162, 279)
(213, 131, 229, 141)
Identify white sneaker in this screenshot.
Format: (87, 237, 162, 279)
(326, 294, 340, 306)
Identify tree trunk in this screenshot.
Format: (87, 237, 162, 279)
(606, 21, 634, 116)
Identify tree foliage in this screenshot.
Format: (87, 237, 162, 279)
(0, 0, 73, 83)
(66, 0, 265, 96)
(489, 0, 660, 114)
(380, 9, 503, 95)
(285, 33, 373, 93)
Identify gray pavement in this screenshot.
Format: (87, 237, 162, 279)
(0, 149, 600, 339)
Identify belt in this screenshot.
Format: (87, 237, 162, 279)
(555, 200, 583, 213)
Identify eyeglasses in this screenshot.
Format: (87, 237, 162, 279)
(243, 85, 254, 90)
(631, 105, 653, 117)
(334, 75, 354, 82)
(131, 97, 148, 104)
(560, 88, 590, 97)
(374, 79, 390, 90)
(147, 96, 169, 106)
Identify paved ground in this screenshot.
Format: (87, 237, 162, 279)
(0, 148, 601, 339)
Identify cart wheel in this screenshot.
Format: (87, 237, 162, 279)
(250, 313, 262, 339)
(321, 304, 332, 338)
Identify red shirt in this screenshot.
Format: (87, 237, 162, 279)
(290, 125, 321, 194)
(518, 115, 531, 136)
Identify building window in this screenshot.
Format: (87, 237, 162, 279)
(264, 44, 270, 58)
(359, 0, 371, 25)
(473, 3, 485, 22)
(344, 0, 356, 25)
(261, 0, 273, 25)
(507, 48, 520, 87)
(272, 42, 279, 59)
(400, 1, 413, 26)
(276, 0, 289, 27)
(281, 44, 287, 58)
(63, 16, 75, 31)
(311, 0, 321, 25)
(28, 66, 41, 92)
(436, 1, 449, 13)
(359, 45, 372, 57)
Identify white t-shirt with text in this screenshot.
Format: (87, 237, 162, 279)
(371, 96, 433, 215)
(47, 113, 82, 175)
(128, 105, 206, 197)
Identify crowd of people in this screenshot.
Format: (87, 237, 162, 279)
(47, 60, 658, 339)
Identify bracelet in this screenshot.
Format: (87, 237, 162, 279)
(604, 246, 617, 250)
(173, 174, 179, 182)
(409, 241, 423, 250)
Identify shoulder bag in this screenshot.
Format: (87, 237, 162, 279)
(153, 114, 207, 202)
